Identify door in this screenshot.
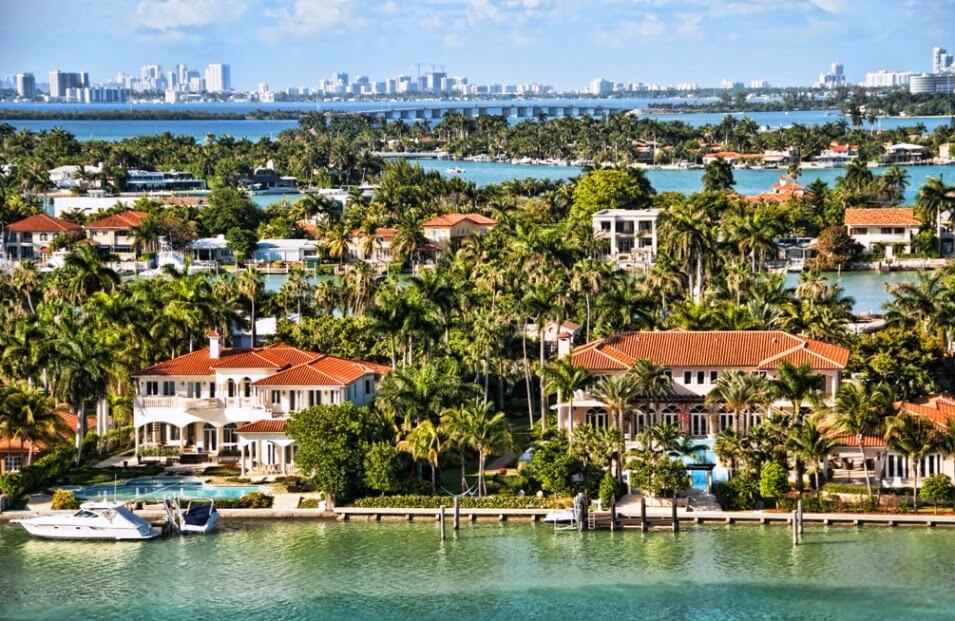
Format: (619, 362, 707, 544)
(203, 424, 217, 453)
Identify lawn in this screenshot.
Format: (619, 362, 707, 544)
(61, 465, 165, 486)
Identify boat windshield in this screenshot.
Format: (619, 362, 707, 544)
(74, 509, 100, 519)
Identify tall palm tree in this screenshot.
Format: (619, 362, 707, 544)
(787, 416, 834, 492)
(915, 177, 955, 256)
(396, 419, 443, 493)
(829, 382, 895, 498)
(772, 361, 824, 491)
(61, 245, 120, 303)
(447, 401, 513, 497)
(628, 358, 674, 430)
(50, 330, 112, 465)
(540, 356, 590, 434)
(570, 258, 605, 341)
(658, 200, 715, 302)
(235, 269, 263, 345)
(884, 412, 939, 510)
(591, 372, 637, 478)
(706, 371, 771, 435)
(0, 385, 68, 467)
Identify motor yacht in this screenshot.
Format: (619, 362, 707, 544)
(12, 502, 160, 541)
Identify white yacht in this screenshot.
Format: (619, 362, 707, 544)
(12, 502, 161, 541)
(445, 167, 465, 174)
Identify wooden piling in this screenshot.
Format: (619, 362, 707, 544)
(439, 505, 446, 541)
(640, 497, 648, 532)
(453, 496, 461, 530)
(671, 499, 679, 533)
(797, 499, 804, 536)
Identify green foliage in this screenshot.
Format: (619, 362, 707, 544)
(808, 225, 862, 270)
(277, 315, 390, 361)
(598, 472, 624, 508)
(758, 462, 790, 500)
(285, 403, 389, 503)
(528, 435, 582, 496)
(849, 327, 944, 400)
(351, 494, 567, 509)
(713, 475, 761, 510)
(50, 489, 80, 510)
(199, 188, 261, 236)
(570, 168, 654, 220)
(363, 442, 402, 495)
(702, 158, 734, 192)
(629, 456, 692, 499)
(215, 492, 274, 509)
(225, 227, 258, 262)
(921, 474, 953, 505)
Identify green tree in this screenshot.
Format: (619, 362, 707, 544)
(528, 434, 580, 496)
(920, 474, 952, 513)
(570, 168, 654, 220)
(0, 385, 68, 467)
(445, 401, 512, 497)
(808, 225, 861, 270)
(50, 330, 111, 465)
(759, 461, 790, 501)
(396, 419, 443, 493)
(363, 441, 402, 495)
(702, 157, 734, 192)
(884, 412, 938, 510)
(226, 227, 258, 263)
(199, 187, 261, 235)
(540, 357, 590, 434)
(830, 382, 895, 498)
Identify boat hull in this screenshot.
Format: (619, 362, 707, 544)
(14, 522, 160, 541)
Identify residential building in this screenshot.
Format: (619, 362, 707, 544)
(863, 70, 915, 88)
(592, 208, 659, 269)
(701, 151, 762, 166)
(84, 210, 149, 262)
(882, 143, 928, 164)
(814, 142, 859, 167)
(132, 334, 389, 473)
(236, 166, 298, 192)
(421, 213, 496, 249)
(761, 148, 800, 167)
(125, 169, 207, 192)
(589, 78, 612, 96)
(3, 214, 82, 262)
(253, 239, 318, 264)
(204, 64, 231, 93)
(933, 47, 954, 74)
(0, 412, 92, 474)
(816, 62, 846, 88)
(48, 70, 88, 98)
(561, 330, 849, 441)
(347, 227, 397, 267)
(15, 72, 35, 98)
(48, 163, 103, 190)
(845, 208, 922, 256)
(52, 196, 136, 218)
(524, 320, 581, 358)
(188, 235, 234, 264)
(749, 176, 808, 203)
(910, 73, 955, 94)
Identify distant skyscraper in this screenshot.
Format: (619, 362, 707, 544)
(176, 64, 189, 86)
(48, 70, 88, 98)
(816, 62, 846, 88)
(589, 78, 612, 95)
(933, 47, 954, 73)
(141, 64, 162, 81)
(204, 64, 231, 93)
(15, 73, 36, 98)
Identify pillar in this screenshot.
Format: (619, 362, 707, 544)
(258, 439, 264, 473)
(179, 426, 185, 452)
(134, 424, 140, 456)
(240, 443, 246, 477)
(706, 470, 713, 494)
(280, 444, 287, 476)
(216, 426, 224, 454)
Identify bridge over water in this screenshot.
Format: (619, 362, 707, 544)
(356, 103, 635, 121)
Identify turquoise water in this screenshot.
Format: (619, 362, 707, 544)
(3, 520, 955, 620)
(70, 477, 266, 502)
(784, 270, 918, 314)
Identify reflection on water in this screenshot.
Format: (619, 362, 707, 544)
(4, 521, 955, 620)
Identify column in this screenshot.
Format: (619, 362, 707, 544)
(217, 426, 224, 455)
(240, 443, 246, 477)
(258, 439, 264, 473)
(706, 470, 713, 494)
(610, 218, 618, 257)
(179, 426, 185, 452)
(280, 444, 287, 476)
(135, 425, 140, 456)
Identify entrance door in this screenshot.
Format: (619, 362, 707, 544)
(204, 424, 217, 453)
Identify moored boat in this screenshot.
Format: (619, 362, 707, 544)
(12, 502, 160, 541)
(179, 499, 220, 534)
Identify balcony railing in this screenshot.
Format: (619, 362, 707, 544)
(137, 396, 223, 411)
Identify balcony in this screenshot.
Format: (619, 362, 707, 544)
(137, 396, 223, 411)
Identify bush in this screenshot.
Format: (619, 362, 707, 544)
(363, 442, 401, 495)
(0, 472, 27, 501)
(598, 473, 621, 509)
(759, 463, 790, 501)
(216, 492, 273, 509)
(629, 456, 691, 499)
(351, 494, 568, 509)
(921, 474, 953, 507)
(528, 436, 582, 496)
(713, 476, 761, 510)
(50, 489, 80, 510)
(298, 498, 321, 509)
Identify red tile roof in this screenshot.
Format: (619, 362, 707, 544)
(7, 213, 82, 233)
(85, 210, 149, 229)
(236, 419, 287, 434)
(422, 213, 497, 227)
(844, 208, 921, 227)
(898, 395, 955, 428)
(0, 413, 94, 452)
(136, 344, 318, 376)
(827, 142, 858, 153)
(254, 355, 390, 387)
(571, 330, 849, 373)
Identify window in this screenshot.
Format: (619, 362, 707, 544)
(697, 371, 705, 385)
(223, 424, 237, 444)
(227, 379, 236, 398)
(691, 406, 708, 436)
(289, 391, 297, 411)
(885, 454, 908, 479)
(209, 382, 216, 398)
(4, 455, 23, 472)
(894, 227, 905, 235)
(663, 370, 672, 380)
(849, 227, 867, 235)
(308, 390, 322, 407)
(365, 379, 372, 394)
(710, 371, 718, 383)
(162, 381, 175, 396)
(38, 233, 48, 242)
(145, 381, 158, 396)
(270, 390, 281, 405)
(683, 371, 692, 384)
(586, 408, 608, 429)
(660, 407, 676, 426)
(187, 382, 202, 398)
(242, 377, 252, 398)
(880, 227, 894, 235)
(168, 425, 180, 442)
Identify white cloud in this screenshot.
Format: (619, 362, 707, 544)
(510, 31, 534, 46)
(676, 12, 702, 37)
(808, 0, 845, 13)
(594, 13, 665, 47)
(443, 32, 465, 47)
(132, 0, 245, 33)
(467, 0, 499, 24)
(265, 0, 356, 37)
(422, 15, 445, 30)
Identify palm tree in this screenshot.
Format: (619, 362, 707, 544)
(772, 361, 824, 491)
(706, 371, 771, 435)
(235, 269, 263, 345)
(570, 259, 605, 341)
(591, 372, 638, 479)
(448, 401, 513, 497)
(915, 177, 955, 256)
(540, 356, 590, 434)
(884, 412, 939, 510)
(829, 382, 895, 498)
(61, 245, 120, 303)
(714, 428, 747, 476)
(50, 330, 112, 465)
(628, 358, 674, 430)
(396, 419, 443, 493)
(0, 385, 68, 467)
(659, 200, 715, 302)
(787, 416, 834, 492)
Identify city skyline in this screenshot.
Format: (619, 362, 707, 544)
(2, 0, 955, 91)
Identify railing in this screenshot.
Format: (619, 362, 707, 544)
(185, 398, 223, 411)
(137, 396, 223, 411)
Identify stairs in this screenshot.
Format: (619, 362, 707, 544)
(687, 493, 721, 512)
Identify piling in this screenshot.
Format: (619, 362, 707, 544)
(797, 499, 804, 536)
(640, 497, 648, 532)
(671, 499, 679, 533)
(439, 505, 446, 541)
(453, 496, 461, 530)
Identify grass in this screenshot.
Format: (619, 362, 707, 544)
(60, 465, 165, 486)
(201, 466, 241, 477)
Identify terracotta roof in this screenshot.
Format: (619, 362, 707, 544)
(7, 213, 82, 233)
(829, 432, 885, 448)
(236, 419, 287, 434)
(85, 210, 149, 229)
(703, 151, 762, 160)
(422, 213, 497, 228)
(844, 208, 921, 227)
(254, 355, 390, 387)
(136, 344, 318, 376)
(571, 330, 849, 373)
(0, 413, 94, 453)
(898, 395, 955, 428)
(827, 142, 858, 152)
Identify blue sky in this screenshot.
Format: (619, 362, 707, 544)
(2, 0, 954, 90)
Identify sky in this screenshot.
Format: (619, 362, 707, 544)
(2, 0, 954, 91)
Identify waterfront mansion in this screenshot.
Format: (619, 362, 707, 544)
(133, 332, 389, 474)
(561, 330, 849, 443)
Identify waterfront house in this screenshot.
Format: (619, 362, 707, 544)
(592, 208, 659, 270)
(882, 143, 928, 164)
(124, 169, 207, 192)
(750, 176, 808, 203)
(188, 235, 234, 264)
(844, 208, 922, 256)
(132, 333, 389, 474)
(236, 165, 298, 193)
(0, 412, 93, 474)
(253, 239, 318, 264)
(421, 213, 496, 249)
(761, 148, 800, 168)
(701, 151, 762, 167)
(561, 330, 849, 442)
(3, 213, 82, 262)
(814, 142, 859, 167)
(346, 227, 397, 267)
(84, 210, 148, 263)
(48, 163, 103, 190)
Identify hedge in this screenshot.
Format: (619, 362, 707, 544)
(351, 494, 569, 509)
(0, 444, 76, 501)
(215, 492, 273, 509)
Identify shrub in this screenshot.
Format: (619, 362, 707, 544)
(363, 442, 401, 495)
(598, 473, 620, 509)
(0, 472, 27, 501)
(713, 476, 761, 510)
(528, 436, 581, 496)
(759, 463, 790, 501)
(629, 456, 691, 499)
(298, 498, 321, 509)
(216, 492, 273, 509)
(351, 495, 567, 509)
(50, 489, 80, 510)
(921, 474, 953, 507)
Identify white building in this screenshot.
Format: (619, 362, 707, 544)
(845, 208, 922, 256)
(933, 47, 954, 74)
(253, 239, 318, 263)
(133, 335, 390, 473)
(814, 142, 859, 167)
(125, 170, 206, 192)
(15, 73, 35, 98)
(816, 62, 846, 88)
(592, 208, 660, 269)
(52, 195, 135, 218)
(48, 163, 103, 190)
(910, 73, 955, 94)
(589, 78, 612, 96)
(863, 70, 915, 88)
(204, 64, 231, 93)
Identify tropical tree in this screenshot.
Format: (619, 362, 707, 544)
(628, 358, 674, 429)
(540, 356, 590, 434)
(829, 382, 895, 498)
(396, 419, 443, 493)
(884, 412, 939, 510)
(0, 385, 68, 466)
(915, 177, 955, 255)
(235, 269, 263, 345)
(706, 371, 771, 435)
(447, 401, 513, 497)
(787, 415, 834, 492)
(590, 372, 637, 478)
(702, 157, 734, 192)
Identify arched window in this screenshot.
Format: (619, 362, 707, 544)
(223, 423, 238, 445)
(586, 407, 608, 429)
(227, 379, 236, 398)
(242, 377, 252, 398)
(718, 407, 733, 432)
(690, 405, 708, 436)
(660, 406, 677, 426)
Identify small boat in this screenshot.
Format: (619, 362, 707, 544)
(542, 509, 577, 525)
(12, 502, 160, 541)
(179, 499, 220, 534)
(445, 167, 465, 174)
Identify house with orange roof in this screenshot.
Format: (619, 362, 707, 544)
(0, 412, 94, 474)
(421, 213, 496, 249)
(844, 208, 922, 256)
(346, 227, 398, 267)
(3, 213, 82, 262)
(560, 330, 849, 443)
(133, 332, 390, 474)
(701, 151, 763, 166)
(814, 142, 859, 167)
(750, 176, 809, 203)
(85, 210, 149, 262)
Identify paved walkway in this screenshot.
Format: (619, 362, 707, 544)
(92, 452, 138, 469)
(486, 452, 517, 471)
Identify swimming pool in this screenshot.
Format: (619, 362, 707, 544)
(69, 477, 267, 502)
(680, 439, 730, 491)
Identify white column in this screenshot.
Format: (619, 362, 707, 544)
(135, 425, 140, 456)
(179, 426, 185, 452)
(610, 218, 618, 256)
(240, 443, 246, 477)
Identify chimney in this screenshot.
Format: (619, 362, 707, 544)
(208, 329, 221, 359)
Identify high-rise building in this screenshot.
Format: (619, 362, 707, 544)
(864, 70, 915, 88)
(750, 79, 769, 89)
(933, 47, 954, 73)
(15, 73, 36, 98)
(589, 78, 612, 95)
(176, 64, 189, 87)
(816, 62, 846, 88)
(910, 73, 955, 94)
(204, 64, 231, 93)
(48, 70, 88, 98)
